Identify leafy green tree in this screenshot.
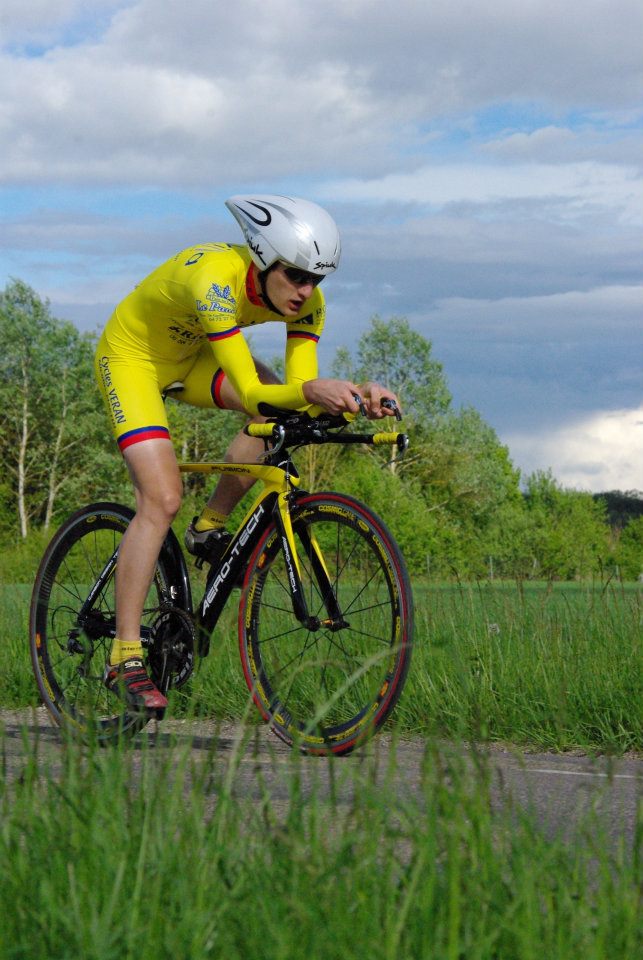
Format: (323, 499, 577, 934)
(422, 407, 521, 521)
(523, 471, 609, 579)
(332, 315, 451, 422)
(594, 490, 643, 529)
(0, 280, 108, 537)
(612, 516, 643, 580)
(331, 316, 530, 578)
(0, 280, 54, 536)
(2, 283, 618, 585)
(329, 451, 443, 574)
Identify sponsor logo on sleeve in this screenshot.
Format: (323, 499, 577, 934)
(196, 282, 238, 315)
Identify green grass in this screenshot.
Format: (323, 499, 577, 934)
(398, 581, 643, 753)
(3, 578, 642, 754)
(0, 584, 39, 707)
(0, 724, 640, 960)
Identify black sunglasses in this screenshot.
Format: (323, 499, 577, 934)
(282, 265, 324, 287)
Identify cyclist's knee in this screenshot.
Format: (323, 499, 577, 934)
(132, 473, 182, 523)
(124, 439, 182, 522)
(158, 485, 182, 521)
(137, 485, 182, 525)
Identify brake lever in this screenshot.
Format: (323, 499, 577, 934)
(255, 423, 287, 461)
(381, 397, 402, 421)
(352, 393, 368, 418)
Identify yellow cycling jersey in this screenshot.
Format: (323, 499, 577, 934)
(103, 243, 325, 415)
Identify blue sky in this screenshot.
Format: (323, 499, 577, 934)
(1, 0, 642, 491)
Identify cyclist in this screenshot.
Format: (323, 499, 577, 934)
(95, 194, 401, 712)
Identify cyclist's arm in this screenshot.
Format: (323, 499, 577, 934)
(193, 265, 312, 413)
(283, 296, 325, 387)
(284, 302, 401, 417)
(206, 326, 309, 413)
(219, 290, 328, 414)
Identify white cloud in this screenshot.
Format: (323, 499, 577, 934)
(298, 0, 643, 111)
(321, 162, 642, 225)
(1, 0, 641, 186)
(505, 406, 643, 492)
(410, 285, 643, 436)
(483, 123, 643, 167)
(426, 285, 643, 338)
(0, 49, 385, 184)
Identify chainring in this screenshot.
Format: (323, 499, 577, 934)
(148, 605, 196, 691)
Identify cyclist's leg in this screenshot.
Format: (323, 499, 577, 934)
(117, 438, 183, 643)
(208, 360, 276, 513)
(95, 347, 185, 707)
(179, 348, 281, 521)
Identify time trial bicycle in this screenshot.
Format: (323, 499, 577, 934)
(29, 402, 413, 755)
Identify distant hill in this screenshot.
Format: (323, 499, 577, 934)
(593, 490, 643, 528)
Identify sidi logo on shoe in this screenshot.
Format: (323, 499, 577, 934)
(104, 658, 168, 711)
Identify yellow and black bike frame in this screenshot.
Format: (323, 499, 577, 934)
(179, 423, 406, 655)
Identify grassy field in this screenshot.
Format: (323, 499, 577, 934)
(1, 722, 640, 960)
(1, 563, 641, 958)
(400, 580, 643, 753)
(2, 577, 641, 754)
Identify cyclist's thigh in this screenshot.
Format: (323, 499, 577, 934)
(179, 342, 281, 413)
(95, 340, 186, 452)
(122, 437, 182, 509)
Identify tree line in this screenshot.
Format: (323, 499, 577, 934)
(1, 279, 641, 581)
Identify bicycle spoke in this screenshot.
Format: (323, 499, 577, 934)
(341, 624, 393, 646)
(340, 567, 389, 617)
(273, 633, 321, 710)
(266, 632, 321, 678)
(256, 623, 309, 645)
(341, 597, 396, 617)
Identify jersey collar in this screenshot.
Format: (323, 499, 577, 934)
(245, 263, 285, 316)
(245, 265, 264, 306)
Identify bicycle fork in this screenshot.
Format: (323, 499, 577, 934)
(275, 494, 349, 633)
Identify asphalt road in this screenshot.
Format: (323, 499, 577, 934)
(1, 707, 640, 852)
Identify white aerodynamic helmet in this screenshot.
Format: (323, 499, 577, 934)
(225, 194, 341, 276)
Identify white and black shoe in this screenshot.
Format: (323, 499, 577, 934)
(184, 519, 232, 564)
(184, 519, 247, 586)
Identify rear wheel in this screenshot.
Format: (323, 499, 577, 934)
(238, 493, 413, 755)
(29, 502, 186, 744)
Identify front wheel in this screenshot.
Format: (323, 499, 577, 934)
(238, 493, 413, 755)
(29, 502, 190, 744)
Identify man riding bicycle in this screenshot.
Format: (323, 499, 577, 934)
(95, 194, 401, 712)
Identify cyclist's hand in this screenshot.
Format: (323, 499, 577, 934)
(359, 382, 403, 420)
(302, 378, 364, 416)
